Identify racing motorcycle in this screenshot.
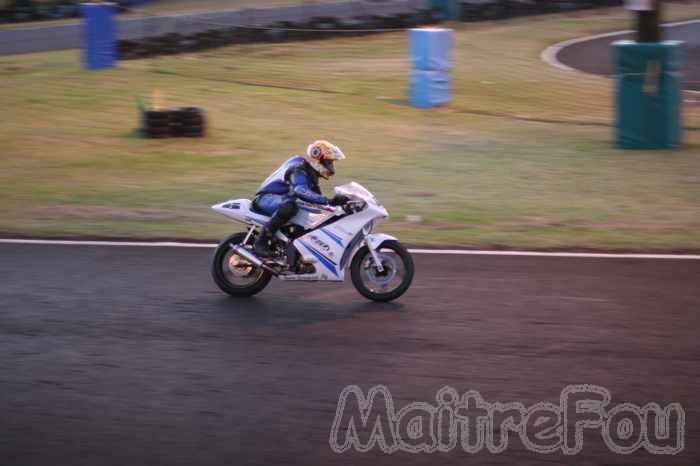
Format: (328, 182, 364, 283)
(211, 182, 414, 302)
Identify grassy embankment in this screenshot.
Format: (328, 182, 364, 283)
(1, 3, 699, 249)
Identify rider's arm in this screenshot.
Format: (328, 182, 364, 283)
(289, 169, 329, 205)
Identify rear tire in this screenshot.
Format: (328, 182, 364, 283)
(350, 240, 414, 302)
(212, 232, 272, 297)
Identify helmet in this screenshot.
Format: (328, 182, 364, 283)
(304, 140, 345, 179)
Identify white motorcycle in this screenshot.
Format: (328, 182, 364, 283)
(211, 182, 414, 302)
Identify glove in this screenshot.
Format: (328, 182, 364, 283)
(329, 194, 350, 206)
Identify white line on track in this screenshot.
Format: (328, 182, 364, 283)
(408, 249, 700, 260)
(541, 18, 700, 73)
(0, 239, 215, 248)
(1, 238, 698, 260)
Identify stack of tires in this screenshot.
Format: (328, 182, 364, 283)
(142, 110, 171, 139)
(142, 107, 206, 138)
(172, 107, 206, 138)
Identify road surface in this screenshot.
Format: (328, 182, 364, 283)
(556, 20, 700, 91)
(0, 243, 698, 465)
(0, 0, 423, 55)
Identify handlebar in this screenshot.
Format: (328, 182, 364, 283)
(342, 200, 366, 214)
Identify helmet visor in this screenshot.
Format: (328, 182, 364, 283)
(320, 158, 335, 176)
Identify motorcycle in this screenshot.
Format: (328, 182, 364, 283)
(211, 182, 414, 302)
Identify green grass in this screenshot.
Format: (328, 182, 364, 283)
(1, 4, 700, 249)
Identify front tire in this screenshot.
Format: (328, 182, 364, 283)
(350, 240, 414, 302)
(211, 232, 272, 297)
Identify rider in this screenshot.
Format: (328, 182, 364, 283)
(252, 140, 348, 257)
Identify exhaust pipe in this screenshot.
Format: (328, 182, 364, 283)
(230, 244, 279, 276)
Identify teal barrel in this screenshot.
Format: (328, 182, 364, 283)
(429, 0, 460, 21)
(614, 40, 683, 149)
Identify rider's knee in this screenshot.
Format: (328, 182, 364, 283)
(277, 201, 298, 220)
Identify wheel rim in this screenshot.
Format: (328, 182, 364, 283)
(359, 248, 406, 295)
(221, 248, 264, 287)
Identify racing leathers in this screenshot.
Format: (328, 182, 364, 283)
(252, 156, 331, 257)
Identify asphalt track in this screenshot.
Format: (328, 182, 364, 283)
(0, 0, 423, 55)
(555, 20, 700, 91)
(1, 242, 699, 465)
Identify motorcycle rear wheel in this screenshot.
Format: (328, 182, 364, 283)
(350, 240, 414, 302)
(211, 232, 272, 297)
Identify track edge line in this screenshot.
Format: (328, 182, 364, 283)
(1, 238, 699, 259)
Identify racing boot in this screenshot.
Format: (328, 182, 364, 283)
(253, 202, 296, 258)
(253, 228, 274, 258)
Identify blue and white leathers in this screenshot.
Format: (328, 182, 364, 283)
(256, 156, 302, 195)
(256, 156, 328, 206)
(212, 182, 397, 282)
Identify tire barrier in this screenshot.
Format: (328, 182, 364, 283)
(118, 9, 438, 60)
(458, 0, 625, 22)
(141, 107, 206, 139)
(0, 0, 129, 24)
(112, 0, 644, 61)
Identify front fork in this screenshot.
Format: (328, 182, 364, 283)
(363, 233, 400, 273)
(365, 236, 385, 273)
(241, 226, 256, 245)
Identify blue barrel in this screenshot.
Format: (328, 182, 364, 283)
(409, 27, 453, 72)
(614, 40, 683, 149)
(410, 69, 451, 108)
(408, 28, 453, 109)
(80, 2, 117, 70)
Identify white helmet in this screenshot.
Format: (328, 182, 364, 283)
(304, 140, 345, 179)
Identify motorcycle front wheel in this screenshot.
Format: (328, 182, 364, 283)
(350, 240, 414, 302)
(211, 232, 272, 297)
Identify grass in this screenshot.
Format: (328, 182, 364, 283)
(1, 4, 699, 250)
